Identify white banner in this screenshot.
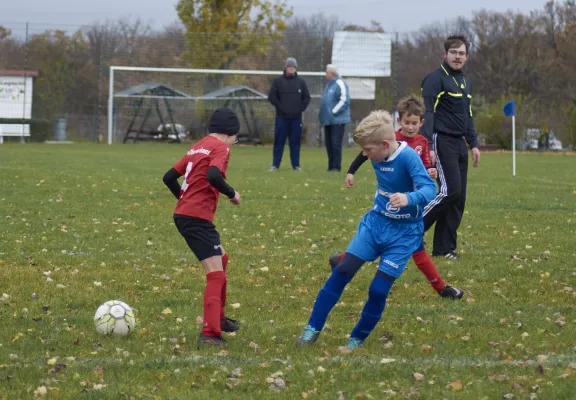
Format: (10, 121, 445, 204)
(332, 31, 392, 77)
(0, 75, 33, 135)
(346, 78, 376, 100)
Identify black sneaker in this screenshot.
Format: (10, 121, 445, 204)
(439, 285, 464, 299)
(221, 317, 240, 332)
(197, 334, 227, 349)
(433, 251, 460, 260)
(329, 253, 342, 270)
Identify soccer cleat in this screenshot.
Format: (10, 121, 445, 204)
(221, 317, 240, 332)
(346, 337, 364, 350)
(433, 251, 460, 260)
(269, 166, 278, 172)
(329, 253, 343, 270)
(293, 166, 302, 171)
(296, 325, 320, 346)
(197, 334, 227, 349)
(443, 252, 460, 260)
(439, 285, 464, 299)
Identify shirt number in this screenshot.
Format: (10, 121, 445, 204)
(180, 162, 193, 197)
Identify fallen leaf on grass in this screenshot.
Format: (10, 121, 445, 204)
(161, 308, 172, 315)
(448, 380, 462, 391)
(33, 386, 47, 398)
(268, 377, 286, 391)
(12, 333, 24, 342)
(422, 344, 433, 354)
(413, 373, 425, 381)
(489, 374, 508, 382)
(380, 358, 396, 364)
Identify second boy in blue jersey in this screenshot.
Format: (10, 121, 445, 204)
(297, 110, 436, 349)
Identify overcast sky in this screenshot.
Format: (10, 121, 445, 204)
(2, 0, 549, 33)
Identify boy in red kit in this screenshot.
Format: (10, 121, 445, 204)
(162, 108, 242, 348)
(330, 95, 464, 299)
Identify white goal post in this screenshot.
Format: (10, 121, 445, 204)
(107, 66, 327, 145)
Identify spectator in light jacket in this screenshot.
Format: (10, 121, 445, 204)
(319, 64, 351, 172)
(267, 57, 311, 171)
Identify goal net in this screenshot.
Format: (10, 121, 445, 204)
(107, 66, 326, 145)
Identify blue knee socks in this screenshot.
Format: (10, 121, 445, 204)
(350, 275, 392, 341)
(307, 269, 351, 331)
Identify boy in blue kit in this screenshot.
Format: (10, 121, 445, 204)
(297, 110, 437, 349)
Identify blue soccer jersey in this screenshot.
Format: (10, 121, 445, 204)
(369, 142, 436, 222)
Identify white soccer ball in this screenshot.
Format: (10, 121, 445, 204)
(94, 300, 136, 336)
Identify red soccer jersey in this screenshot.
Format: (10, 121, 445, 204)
(172, 136, 231, 222)
(395, 130, 432, 169)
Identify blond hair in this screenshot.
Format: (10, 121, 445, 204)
(354, 110, 395, 146)
(397, 94, 425, 119)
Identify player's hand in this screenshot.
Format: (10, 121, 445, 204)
(230, 191, 241, 205)
(389, 193, 408, 208)
(345, 173, 355, 188)
(429, 150, 436, 166)
(471, 147, 480, 168)
(427, 168, 438, 179)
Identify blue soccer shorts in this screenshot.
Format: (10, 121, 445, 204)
(346, 211, 424, 279)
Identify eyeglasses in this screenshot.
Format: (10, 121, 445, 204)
(448, 50, 467, 57)
(233, 137, 239, 145)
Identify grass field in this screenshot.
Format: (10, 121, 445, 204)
(0, 143, 575, 399)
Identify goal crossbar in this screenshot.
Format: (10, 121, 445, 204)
(107, 66, 327, 144)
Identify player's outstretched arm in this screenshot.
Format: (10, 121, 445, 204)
(347, 151, 368, 175)
(207, 166, 236, 200)
(345, 151, 368, 188)
(163, 168, 182, 200)
(405, 154, 437, 207)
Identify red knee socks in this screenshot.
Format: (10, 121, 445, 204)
(202, 270, 226, 337)
(220, 254, 229, 321)
(413, 249, 445, 293)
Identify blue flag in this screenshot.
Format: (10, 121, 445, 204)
(503, 100, 515, 117)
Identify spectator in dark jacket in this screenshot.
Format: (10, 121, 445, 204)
(268, 57, 311, 171)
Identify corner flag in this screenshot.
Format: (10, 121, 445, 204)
(503, 100, 516, 177)
(503, 100, 515, 117)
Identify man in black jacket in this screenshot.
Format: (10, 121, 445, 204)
(268, 57, 311, 171)
(421, 35, 481, 260)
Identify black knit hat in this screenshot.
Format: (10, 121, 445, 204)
(208, 107, 240, 136)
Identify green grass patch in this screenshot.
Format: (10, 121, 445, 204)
(0, 144, 575, 399)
